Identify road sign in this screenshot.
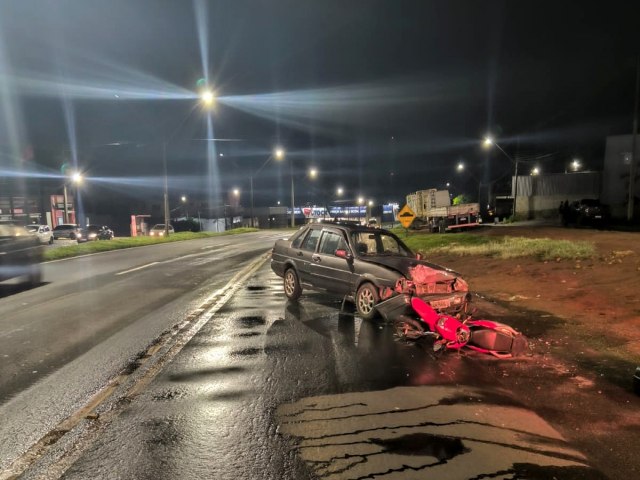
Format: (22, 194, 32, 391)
(397, 204, 416, 228)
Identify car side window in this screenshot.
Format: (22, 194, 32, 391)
(318, 231, 347, 255)
(290, 228, 307, 249)
(300, 228, 322, 252)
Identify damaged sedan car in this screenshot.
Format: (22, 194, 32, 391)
(271, 221, 470, 320)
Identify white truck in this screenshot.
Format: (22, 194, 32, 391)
(406, 189, 481, 232)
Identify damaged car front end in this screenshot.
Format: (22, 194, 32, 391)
(271, 221, 470, 320)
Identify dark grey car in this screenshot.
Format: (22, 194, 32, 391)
(0, 224, 43, 286)
(271, 221, 469, 320)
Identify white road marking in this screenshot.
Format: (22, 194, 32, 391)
(115, 262, 159, 276)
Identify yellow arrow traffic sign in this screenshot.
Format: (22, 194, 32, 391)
(397, 204, 416, 228)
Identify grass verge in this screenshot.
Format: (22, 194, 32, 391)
(44, 228, 259, 261)
(397, 231, 595, 261)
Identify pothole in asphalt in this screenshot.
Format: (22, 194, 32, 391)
(371, 433, 470, 460)
(246, 285, 268, 291)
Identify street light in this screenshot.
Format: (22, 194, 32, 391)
(457, 162, 465, 172)
(63, 171, 82, 224)
(570, 159, 581, 172)
(274, 147, 296, 228)
(531, 166, 540, 176)
(309, 168, 318, 179)
(162, 93, 216, 236)
(200, 89, 215, 107)
(336, 187, 344, 196)
(483, 135, 519, 218)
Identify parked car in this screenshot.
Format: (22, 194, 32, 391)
(52, 224, 82, 241)
(149, 224, 175, 236)
(565, 199, 609, 228)
(78, 225, 113, 242)
(271, 221, 470, 320)
(24, 224, 53, 245)
(0, 223, 43, 286)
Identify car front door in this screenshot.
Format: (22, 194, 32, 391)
(294, 227, 322, 286)
(310, 229, 354, 294)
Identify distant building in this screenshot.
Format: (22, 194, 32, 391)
(602, 134, 640, 219)
(511, 172, 601, 219)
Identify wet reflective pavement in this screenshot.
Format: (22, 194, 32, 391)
(57, 263, 607, 480)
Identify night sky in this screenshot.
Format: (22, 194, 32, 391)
(1, 0, 639, 209)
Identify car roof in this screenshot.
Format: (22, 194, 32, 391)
(309, 221, 388, 234)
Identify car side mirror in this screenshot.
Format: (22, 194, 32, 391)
(416, 252, 423, 260)
(335, 249, 353, 261)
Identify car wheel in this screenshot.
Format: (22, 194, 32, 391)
(283, 268, 302, 300)
(48, 236, 54, 245)
(355, 282, 379, 320)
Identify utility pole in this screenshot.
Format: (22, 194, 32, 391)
(163, 141, 170, 236)
(628, 56, 639, 221)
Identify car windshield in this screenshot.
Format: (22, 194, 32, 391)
(351, 231, 412, 257)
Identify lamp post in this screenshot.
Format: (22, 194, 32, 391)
(274, 148, 294, 227)
(247, 149, 284, 228)
(63, 171, 82, 224)
(484, 136, 519, 218)
(162, 89, 215, 236)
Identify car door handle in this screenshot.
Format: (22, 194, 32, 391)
(296, 251, 304, 257)
(311, 255, 321, 263)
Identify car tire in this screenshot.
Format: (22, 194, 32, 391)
(283, 268, 302, 300)
(355, 282, 379, 320)
(48, 236, 54, 245)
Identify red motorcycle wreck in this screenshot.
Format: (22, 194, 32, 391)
(378, 294, 529, 358)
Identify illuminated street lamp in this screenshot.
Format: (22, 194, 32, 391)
(483, 135, 519, 218)
(456, 162, 465, 172)
(233, 188, 240, 197)
(200, 89, 215, 107)
(336, 187, 344, 196)
(274, 147, 296, 227)
(368, 200, 374, 206)
(531, 166, 540, 176)
(63, 171, 82, 224)
(571, 159, 581, 172)
(162, 92, 216, 236)
(309, 168, 318, 179)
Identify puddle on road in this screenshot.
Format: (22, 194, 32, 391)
(166, 366, 246, 383)
(246, 285, 268, 291)
(230, 347, 262, 357)
(236, 315, 266, 328)
(236, 331, 262, 338)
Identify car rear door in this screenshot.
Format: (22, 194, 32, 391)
(309, 228, 354, 294)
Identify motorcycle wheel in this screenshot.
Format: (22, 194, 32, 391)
(394, 316, 425, 340)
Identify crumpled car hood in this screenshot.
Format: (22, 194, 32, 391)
(359, 256, 461, 282)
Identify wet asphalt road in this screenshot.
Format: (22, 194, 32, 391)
(52, 263, 607, 480)
(0, 232, 285, 472)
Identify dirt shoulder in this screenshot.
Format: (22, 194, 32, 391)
(423, 225, 640, 478)
(427, 225, 640, 363)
